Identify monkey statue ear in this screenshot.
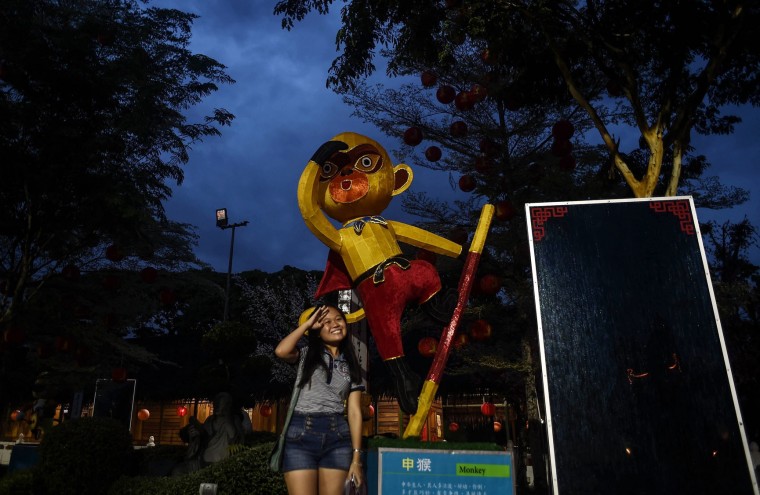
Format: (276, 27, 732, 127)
(392, 164, 414, 196)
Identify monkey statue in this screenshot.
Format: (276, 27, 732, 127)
(297, 132, 463, 414)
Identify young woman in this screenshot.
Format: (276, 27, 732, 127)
(274, 305, 365, 495)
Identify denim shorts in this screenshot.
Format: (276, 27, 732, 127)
(282, 412, 352, 472)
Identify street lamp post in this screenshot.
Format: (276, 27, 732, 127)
(216, 208, 248, 322)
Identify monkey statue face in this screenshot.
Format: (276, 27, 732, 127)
(316, 132, 412, 223)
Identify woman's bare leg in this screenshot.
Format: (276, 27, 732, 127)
(318, 468, 349, 495)
(284, 469, 318, 495)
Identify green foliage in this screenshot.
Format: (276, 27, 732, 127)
(0, 469, 34, 495)
(108, 443, 288, 495)
(202, 322, 257, 360)
(37, 417, 135, 495)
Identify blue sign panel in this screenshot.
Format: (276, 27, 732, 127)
(377, 448, 513, 495)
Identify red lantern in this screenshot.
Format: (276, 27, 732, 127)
(494, 200, 517, 221)
(62, 264, 80, 280)
(454, 91, 475, 111)
(137, 409, 150, 421)
(551, 139, 573, 157)
(368, 404, 375, 418)
(449, 120, 468, 137)
(481, 402, 496, 416)
(448, 421, 460, 432)
(260, 404, 273, 417)
(105, 244, 124, 262)
(453, 333, 469, 349)
(469, 319, 492, 341)
(458, 175, 476, 192)
(436, 85, 456, 104)
(420, 70, 437, 87)
(159, 288, 176, 306)
(552, 119, 575, 140)
(470, 83, 488, 102)
(417, 336, 438, 358)
(140, 267, 158, 283)
(424, 146, 442, 162)
(403, 126, 423, 146)
(10, 410, 24, 421)
(494, 421, 503, 432)
(3, 325, 25, 345)
(478, 274, 501, 296)
(177, 405, 188, 417)
(474, 156, 494, 174)
(111, 367, 127, 383)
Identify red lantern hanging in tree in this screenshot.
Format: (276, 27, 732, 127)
(420, 70, 437, 87)
(137, 409, 150, 421)
(448, 421, 460, 432)
(436, 85, 456, 104)
(474, 156, 494, 174)
(140, 267, 158, 283)
(551, 139, 573, 157)
(105, 244, 124, 262)
(552, 119, 575, 140)
(454, 91, 476, 111)
(260, 404, 273, 417)
(469, 319, 493, 341)
(417, 336, 438, 358)
(481, 401, 496, 416)
(470, 83, 488, 102)
(111, 367, 128, 383)
(177, 405, 188, 417)
(458, 175, 476, 192)
(449, 120, 468, 137)
(425, 146, 442, 162)
(403, 126, 424, 146)
(478, 274, 502, 296)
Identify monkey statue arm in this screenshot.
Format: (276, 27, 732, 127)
(388, 221, 463, 258)
(297, 161, 342, 252)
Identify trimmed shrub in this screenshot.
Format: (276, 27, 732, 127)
(37, 417, 134, 495)
(0, 468, 34, 495)
(108, 443, 287, 495)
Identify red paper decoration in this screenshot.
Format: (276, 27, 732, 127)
(177, 405, 188, 417)
(494, 421, 503, 432)
(420, 71, 437, 87)
(112, 367, 127, 383)
(448, 421, 460, 432)
(140, 267, 158, 283)
(458, 175, 476, 192)
(403, 127, 424, 146)
(137, 409, 150, 421)
(478, 274, 501, 296)
(469, 319, 492, 341)
(425, 146, 442, 162)
(436, 85, 456, 104)
(470, 83, 488, 102)
(368, 404, 375, 418)
(494, 200, 517, 221)
(417, 336, 438, 358)
(552, 120, 575, 140)
(260, 404, 273, 417)
(105, 244, 124, 262)
(481, 401, 496, 416)
(454, 91, 476, 111)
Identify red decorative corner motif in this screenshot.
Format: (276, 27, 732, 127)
(531, 206, 568, 241)
(649, 200, 694, 235)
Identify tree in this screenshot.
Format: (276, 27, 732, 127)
(0, 0, 235, 327)
(274, 0, 759, 198)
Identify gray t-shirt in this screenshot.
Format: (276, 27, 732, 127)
(294, 346, 365, 414)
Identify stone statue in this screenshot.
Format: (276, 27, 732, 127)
(171, 392, 245, 475)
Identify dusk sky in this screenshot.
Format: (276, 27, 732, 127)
(152, 0, 760, 274)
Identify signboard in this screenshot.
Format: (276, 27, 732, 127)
(527, 197, 758, 495)
(92, 378, 137, 431)
(373, 447, 514, 495)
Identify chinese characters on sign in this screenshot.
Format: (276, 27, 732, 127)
(377, 448, 513, 495)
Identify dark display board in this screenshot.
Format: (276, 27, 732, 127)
(527, 198, 757, 495)
(92, 378, 136, 431)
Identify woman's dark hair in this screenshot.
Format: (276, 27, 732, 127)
(298, 305, 362, 388)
